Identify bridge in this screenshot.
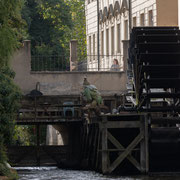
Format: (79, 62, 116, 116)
(8, 94, 123, 168)
(8, 95, 84, 167)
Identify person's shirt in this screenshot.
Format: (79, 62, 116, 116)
(110, 64, 120, 71)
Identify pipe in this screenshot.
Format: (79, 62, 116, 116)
(97, 0, 100, 71)
(128, 0, 132, 34)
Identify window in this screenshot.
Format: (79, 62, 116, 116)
(89, 36, 91, 60)
(124, 20, 128, 40)
(133, 17, 137, 27)
(148, 10, 153, 26)
(106, 28, 109, 56)
(111, 26, 114, 55)
(88, 0, 90, 4)
(101, 31, 104, 57)
(93, 34, 95, 60)
(117, 24, 121, 53)
(140, 13, 145, 26)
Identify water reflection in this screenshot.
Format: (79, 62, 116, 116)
(16, 167, 180, 180)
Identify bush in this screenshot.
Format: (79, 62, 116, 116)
(0, 163, 19, 180)
(0, 139, 8, 164)
(0, 68, 22, 145)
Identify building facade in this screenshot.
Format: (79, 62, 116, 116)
(86, 0, 178, 71)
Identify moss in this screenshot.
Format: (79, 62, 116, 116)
(0, 163, 19, 180)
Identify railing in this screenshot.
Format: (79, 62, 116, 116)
(31, 54, 123, 72)
(31, 55, 69, 71)
(87, 54, 123, 71)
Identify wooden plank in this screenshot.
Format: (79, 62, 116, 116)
(96, 128, 101, 169)
(145, 115, 149, 173)
(101, 117, 108, 174)
(100, 114, 145, 117)
(13, 149, 32, 164)
(100, 121, 141, 129)
(107, 131, 141, 171)
(107, 133, 143, 173)
(140, 117, 146, 173)
(98, 148, 140, 152)
(87, 124, 94, 167)
(36, 124, 40, 166)
(92, 125, 99, 167)
(16, 120, 82, 125)
(18, 116, 80, 120)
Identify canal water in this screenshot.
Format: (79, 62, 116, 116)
(16, 167, 180, 180)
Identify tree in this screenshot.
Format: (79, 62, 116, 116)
(0, 0, 24, 67)
(67, 0, 87, 62)
(22, 0, 73, 56)
(0, 1, 22, 178)
(22, 0, 86, 62)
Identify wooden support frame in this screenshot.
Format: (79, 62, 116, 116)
(101, 117, 108, 173)
(99, 114, 149, 174)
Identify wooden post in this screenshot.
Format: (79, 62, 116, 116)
(34, 96, 37, 121)
(92, 124, 99, 168)
(36, 124, 40, 166)
(145, 114, 149, 173)
(140, 116, 146, 173)
(140, 115, 149, 173)
(101, 117, 108, 174)
(96, 125, 101, 170)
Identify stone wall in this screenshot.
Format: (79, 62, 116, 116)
(157, 0, 178, 26)
(11, 41, 128, 96)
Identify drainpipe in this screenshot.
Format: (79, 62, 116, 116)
(128, 0, 132, 34)
(97, 0, 100, 71)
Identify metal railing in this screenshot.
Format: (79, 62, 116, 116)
(31, 55, 69, 71)
(87, 54, 123, 71)
(31, 54, 123, 72)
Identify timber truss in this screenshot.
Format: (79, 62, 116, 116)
(98, 114, 148, 174)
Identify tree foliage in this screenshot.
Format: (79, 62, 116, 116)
(22, 0, 72, 56)
(67, 0, 87, 61)
(0, 0, 23, 168)
(22, 0, 86, 61)
(0, 69, 21, 145)
(0, 0, 25, 67)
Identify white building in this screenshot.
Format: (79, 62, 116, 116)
(86, 0, 178, 71)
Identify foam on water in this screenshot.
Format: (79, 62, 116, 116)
(16, 167, 180, 180)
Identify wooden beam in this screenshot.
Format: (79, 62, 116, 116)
(145, 115, 149, 173)
(107, 131, 141, 171)
(101, 117, 108, 174)
(140, 117, 146, 173)
(107, 133, 143, 173)
(96, 128, 101, 169)
(100, 121, 141, 129)
(36, 124, 40, 166)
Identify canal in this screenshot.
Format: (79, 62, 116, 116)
(16, 167, 180, 180)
